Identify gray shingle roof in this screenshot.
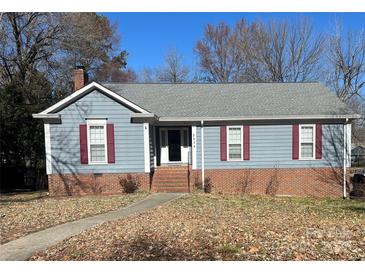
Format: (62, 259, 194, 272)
(102, 82, 354, 118)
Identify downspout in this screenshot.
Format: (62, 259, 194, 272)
(343, 118, 348, 199)
(201, 120, 205, 190)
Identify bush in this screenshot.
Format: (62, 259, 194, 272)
(194, 178, 202, 190)
(119, 174, 140, 194)
(194, 176, 213, 193)
(204, 177, 212, 193)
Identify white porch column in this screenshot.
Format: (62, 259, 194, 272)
(143, 123, 150, 173)
(192, 126, 197, 170)
(153, 125, 157, 168)
(201, 120, 205, 189)
(44, 123, 52, 175)
(343, 119, 349, 199)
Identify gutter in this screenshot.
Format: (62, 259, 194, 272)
(158, 114, 362, 122)
(32, 113, 61, 119)
(32, 113, 61, 124)
(201, 120, 205, 190)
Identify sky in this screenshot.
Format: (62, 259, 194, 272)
(102, 13, 365, 73)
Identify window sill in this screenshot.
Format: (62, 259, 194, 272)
(88, 162, 109, 165)
(298, 158, 316, 161)
(227, 159, 244, 162)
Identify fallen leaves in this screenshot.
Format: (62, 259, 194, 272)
(248, 246, 259, 253)
(29, 194, 365, 261)
(0, 192, 147, 244)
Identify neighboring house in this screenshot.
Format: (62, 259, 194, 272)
(33, 68, 360, 197)
(351, 146, 365, 166)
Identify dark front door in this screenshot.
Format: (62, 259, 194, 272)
(168, 130, 181, 161)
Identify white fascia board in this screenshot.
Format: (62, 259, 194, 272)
(37, 82, 149, 115)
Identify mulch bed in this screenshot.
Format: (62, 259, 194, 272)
(0, 192, 147, 244)
(30, 194, 365, 260)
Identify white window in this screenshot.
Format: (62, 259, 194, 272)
(87, 120, 107, 164)
(299, 124, 315, 159)
(227, 126, 243, 160)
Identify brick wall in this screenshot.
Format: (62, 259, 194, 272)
(49, 167, 347, 197)
(189, 167, 348, 197)
(48, 173, 150, 196)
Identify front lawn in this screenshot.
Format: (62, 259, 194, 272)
(30, 194, 365, 260)
(0, 191, 147, 244)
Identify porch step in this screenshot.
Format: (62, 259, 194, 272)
(154, 176, 187, 181)
(155, 188, 189, 193)
(153, 182, 189, 186)
(152, 166, 190, 193)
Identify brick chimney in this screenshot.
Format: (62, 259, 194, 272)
(74, 66, 88, 91)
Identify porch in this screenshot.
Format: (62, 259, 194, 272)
(149, 126, 195, 193)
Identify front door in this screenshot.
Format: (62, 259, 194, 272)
(159, 128, 189, 164)
(168, 130, 181, 161)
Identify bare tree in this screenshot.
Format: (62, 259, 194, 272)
(325, 26, 365, 144)
(326, 28, 365, 102)
(254, 19, 324, 82)
(195, 18, 324, 83)
(194, 21, 245, 82)
(139, 67, 158, 83)
(0, 13, 61, 86)
(287, 18, 324, 82)
(157, 49, 189, 83)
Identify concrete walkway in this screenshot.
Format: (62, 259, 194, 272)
(0, 193, 183, 261)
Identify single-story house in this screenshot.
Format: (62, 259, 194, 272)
(33, 67, 361, 197)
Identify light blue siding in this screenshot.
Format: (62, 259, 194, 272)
(196, 124, 344, 169)
(50, 90, 145, 174)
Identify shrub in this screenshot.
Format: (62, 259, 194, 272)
(204, 177, 212, 193)
(194, 176, 213, 193)
(119, 174, 140, 194)
(194, 178, 202, 190)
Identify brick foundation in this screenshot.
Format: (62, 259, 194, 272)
(48, 173, 150, 196)
(189, 167, 348, 197)
(49, 167, 347, 197)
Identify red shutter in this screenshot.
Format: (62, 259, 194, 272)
(107, 124, 115, 164)
(79, 124, 88, 164)
(243, 125, 250, 160)
(220, 126, 227, 161)
(315, 124, 322, 159)
(292, 124, 299, 160)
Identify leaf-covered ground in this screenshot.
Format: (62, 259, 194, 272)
(30, 194, 365, 260)
(0, 191, 147, 244)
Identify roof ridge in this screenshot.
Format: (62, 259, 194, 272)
(102, 82, 321, 85)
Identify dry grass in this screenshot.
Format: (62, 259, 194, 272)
(30, 194, 365, 261)
(0, 191, 147, 244)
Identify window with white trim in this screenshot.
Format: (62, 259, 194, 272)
(300, 125, 315, 159)
(87, 120, 107, 164)
(227, 126, 243, 160)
